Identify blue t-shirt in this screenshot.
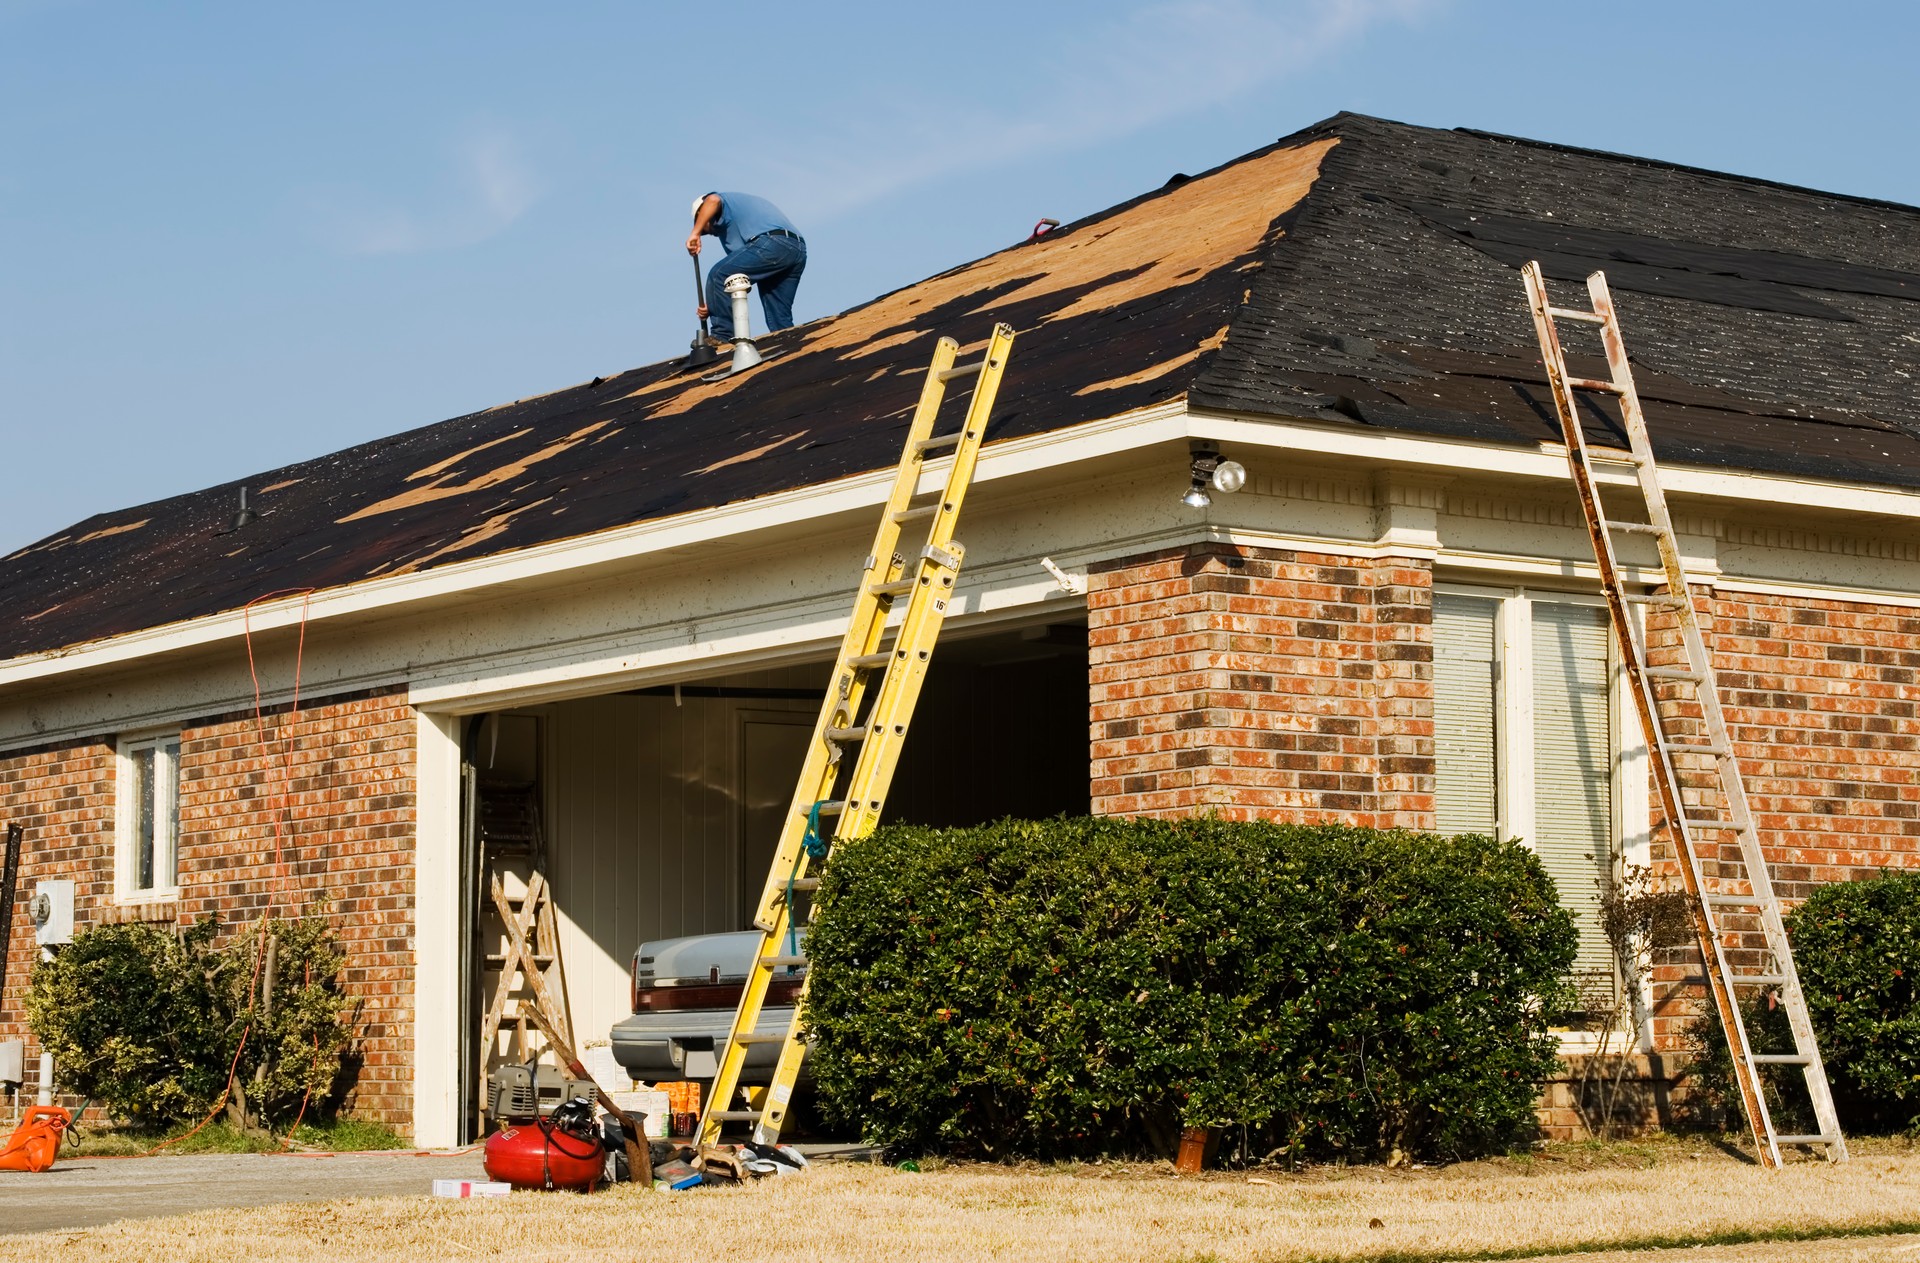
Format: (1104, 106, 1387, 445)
(703, 191, 800, 255)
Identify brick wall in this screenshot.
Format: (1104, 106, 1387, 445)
(1089, 542, 1435, 827)
(1646, 589, 1920, 1050)
(0, 685, 418, 1130)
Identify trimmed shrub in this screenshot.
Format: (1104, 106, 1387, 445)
(26, 913, 354, 1131)
(803, 816, 1577, 1162)
(24, 919, 230, 1126)
(1689, 870, 1920, 1135)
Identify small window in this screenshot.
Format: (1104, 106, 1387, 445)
(119, 734, 181, 899)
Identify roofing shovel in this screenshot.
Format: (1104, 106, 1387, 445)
(685, 256, 722, 369)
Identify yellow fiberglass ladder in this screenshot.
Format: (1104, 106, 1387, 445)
(696, 323, 1017, 1147)
(1521, 263, 1846, 1168)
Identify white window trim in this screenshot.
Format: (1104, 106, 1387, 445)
(1433, 580, 1654, 1051)
(115, 730, 182, 904)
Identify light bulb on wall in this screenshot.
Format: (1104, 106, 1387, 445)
(1181, 444, 1244, 508)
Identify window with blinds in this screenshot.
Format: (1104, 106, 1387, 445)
(1432, 595, 1499, 837)
(1430, 590, 1617, 1003)
(1531, 603, 1615, 985)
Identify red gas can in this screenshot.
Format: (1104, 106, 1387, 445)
(483, 1119, 604, 1192)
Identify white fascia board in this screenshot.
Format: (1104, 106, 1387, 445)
(0, 401, 1189, 694)
(9, 397, 1918, 694)
(1189, 410, 1920, 520)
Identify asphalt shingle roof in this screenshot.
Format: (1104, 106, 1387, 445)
(6, 113, 1917, 662)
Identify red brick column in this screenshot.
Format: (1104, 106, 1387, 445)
(0, 685, 419, 1130)
(1645, 590, 1920, 1050)
(1088, 542, 1434, 827)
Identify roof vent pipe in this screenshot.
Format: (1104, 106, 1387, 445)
(231, 486, 259, 531)
(724, 273, 764, 374)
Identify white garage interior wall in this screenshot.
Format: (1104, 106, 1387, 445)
(469, 621, 1093, 1109)
(512, 666, 824, 1071)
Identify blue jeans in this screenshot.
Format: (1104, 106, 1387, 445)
(705, 233, 806, 339)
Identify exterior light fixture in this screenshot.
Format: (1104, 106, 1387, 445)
(1182, 444, 1247, 508)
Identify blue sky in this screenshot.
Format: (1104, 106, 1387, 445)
(3, 0, 1915, 555)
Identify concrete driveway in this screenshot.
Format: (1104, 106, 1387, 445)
(0, 1149, 489, 1235)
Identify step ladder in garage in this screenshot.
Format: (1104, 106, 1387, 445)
(1521, 262, 1846, 1168)
(697, 324, 1018, 1147)
(475, 783, 576, 1122)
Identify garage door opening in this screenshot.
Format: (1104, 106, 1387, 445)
(459, 617, 1088, 1137)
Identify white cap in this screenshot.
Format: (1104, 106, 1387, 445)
(691, 196, 707, 219)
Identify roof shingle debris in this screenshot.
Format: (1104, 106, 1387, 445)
(5, 113, 1918, 661)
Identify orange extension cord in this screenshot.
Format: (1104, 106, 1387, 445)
(143, 589, 317, 1156)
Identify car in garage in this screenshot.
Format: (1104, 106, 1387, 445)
(609, 929, 807, 1083)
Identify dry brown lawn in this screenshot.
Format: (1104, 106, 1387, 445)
(7, 1142, 1920, 1262)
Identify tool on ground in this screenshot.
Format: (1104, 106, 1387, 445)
(1521, 263, 1847, 1168)
(0, 1105, 71, 1173)
(686, 256, 722, 369)
(697, 323, 1019, 1147)
(483, 1094, 606, 1191)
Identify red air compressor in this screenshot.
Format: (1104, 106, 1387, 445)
(484, 1096, 605, 1192)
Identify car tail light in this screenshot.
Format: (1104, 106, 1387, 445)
(630, 956, 642, 1014)
(631, 978, 805, 1013)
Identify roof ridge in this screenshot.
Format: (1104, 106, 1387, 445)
(1452, 124, 1920, 217)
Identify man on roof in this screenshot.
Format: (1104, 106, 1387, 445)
(687, 192, 807, 342)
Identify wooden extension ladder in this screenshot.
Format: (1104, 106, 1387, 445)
(697, 324, 1018, 1147)
(1521, 263, 1846, 1167)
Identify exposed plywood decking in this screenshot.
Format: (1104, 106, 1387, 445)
(0, 136, 1336, 660)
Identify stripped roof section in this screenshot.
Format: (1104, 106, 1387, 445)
(0, 138, 1335, 660)
(6, 113, 1920, 662)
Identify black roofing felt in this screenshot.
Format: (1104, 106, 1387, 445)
(6, 112, 1919, 662)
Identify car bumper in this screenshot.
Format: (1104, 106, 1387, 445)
(609, 1006, 799, 1082)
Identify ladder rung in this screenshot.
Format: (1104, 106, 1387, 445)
(1588, 450, 1643, 467)
(1548, 306, 1606, 324)
(1682, 817, 1748, 832)
(1729, 974, 1786, 987)
(1663, 742, 1729, 757)
(1776, 1134, 1842, 1145)
(708, 1110, 763, 1122)
(937, 360, 985, 382)
(787, 877, 821, 892)
(730, 1034, 790, 1046)
(801, 801, 845, 817)
(1609, 521, 1664, 535)
(1625, 592, 1687, 607)
(1566, 376, 1624, 394)
(1706, 892, 1762, 906)
(484, 954, 555, 965)
(893, 502, 944, 524)
(869, 579, 916, 597)
(1749, 1053, 1812, 1065)
(760, 956, 808, 968)
(824, 726, 868, 744)
(1646, 666, 1703, 681)
(849, 650, 896, 669)
(912, 431, 964, 454)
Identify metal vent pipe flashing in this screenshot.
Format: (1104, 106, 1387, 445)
(724, 273, 764, 373)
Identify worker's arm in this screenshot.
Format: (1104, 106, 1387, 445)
(686, 194, 721, 255)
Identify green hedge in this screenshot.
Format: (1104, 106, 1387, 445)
(803, 817, 1576, 1162)
(26, 914, 353, 1130)
(1691, 870, 1920, 1135)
